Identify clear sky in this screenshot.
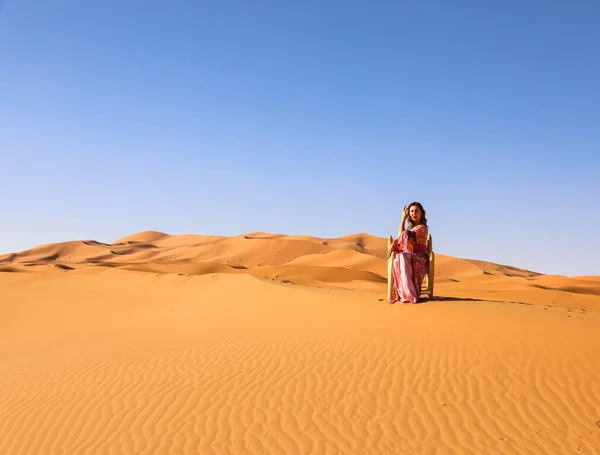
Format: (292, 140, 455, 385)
(1, 1, 599, 276)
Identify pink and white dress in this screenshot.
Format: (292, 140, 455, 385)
(390, 224, 429, 304)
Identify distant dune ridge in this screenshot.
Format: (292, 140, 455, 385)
(0, 230, 598, 310)
(1, 231, 599, 454)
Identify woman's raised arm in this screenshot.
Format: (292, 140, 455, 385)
(397, 206, 408, 237)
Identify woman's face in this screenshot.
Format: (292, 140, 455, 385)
(409, 205, 422, 224)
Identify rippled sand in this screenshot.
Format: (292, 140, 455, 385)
(1, 232, 599, 454)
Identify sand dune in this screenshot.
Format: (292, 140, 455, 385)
(1, 231, 599, 454)
(1, 231, 598, 310)
(283, 249, 382, 273)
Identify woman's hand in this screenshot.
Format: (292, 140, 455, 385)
(401, 206, 409, 220)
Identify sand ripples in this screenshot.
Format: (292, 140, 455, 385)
(1, 324, 598, 454)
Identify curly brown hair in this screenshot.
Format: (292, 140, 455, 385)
(406, 201, 428, 228)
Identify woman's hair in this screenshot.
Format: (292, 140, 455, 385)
(406, 201, 427, 228)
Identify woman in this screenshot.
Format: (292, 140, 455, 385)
(387, 202, 429, 304)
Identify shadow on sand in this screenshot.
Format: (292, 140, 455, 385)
(380, 296, 532, 306)
(419, 296, 532, 305)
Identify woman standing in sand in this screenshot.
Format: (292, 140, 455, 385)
(387, 202, 429, 304)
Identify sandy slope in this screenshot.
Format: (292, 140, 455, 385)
(0, 232, 599, 454)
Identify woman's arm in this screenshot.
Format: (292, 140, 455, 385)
(397, 219, 405, 238)
(397, 206, 408, 238)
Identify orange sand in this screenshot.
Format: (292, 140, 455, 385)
(1, 232, 599, 454)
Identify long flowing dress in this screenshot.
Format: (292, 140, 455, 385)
(390, 224, 429, 304)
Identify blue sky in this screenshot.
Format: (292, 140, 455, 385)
(1, 1, 599, 276)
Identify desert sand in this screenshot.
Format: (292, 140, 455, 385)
(0, 231, 599, 454)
